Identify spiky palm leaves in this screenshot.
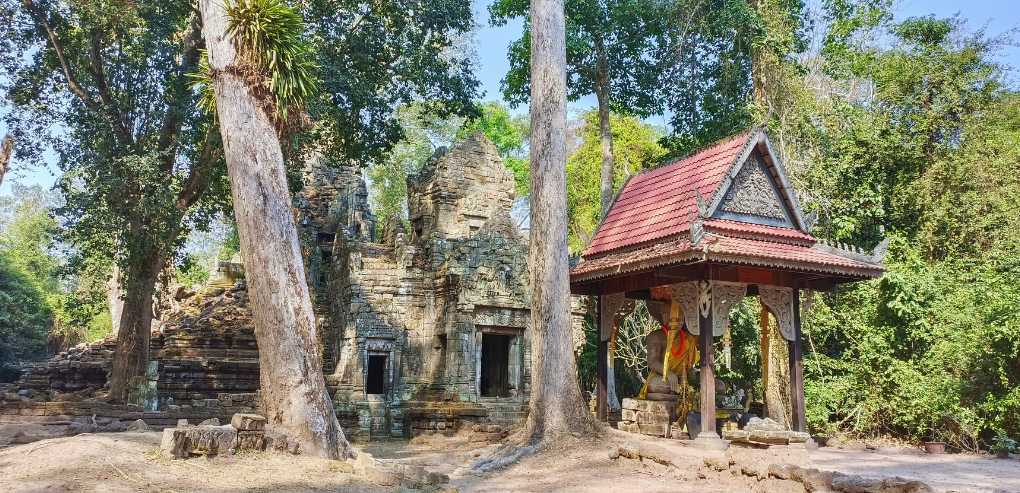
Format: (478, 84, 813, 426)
(191, 0, 318, 127)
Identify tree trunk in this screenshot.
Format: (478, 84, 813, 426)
(526, 0, 594, 440)
(108, 249, 161, 403)
(0, 135, 12, 189)
(594, 47, 615, 218)
(592, 55, 619, 412)
(107, 264, 125, 337)
(198, 0, 353, 459)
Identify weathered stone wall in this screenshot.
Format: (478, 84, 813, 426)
(327, 133, 536, 439)
(0, 134, 585, 443)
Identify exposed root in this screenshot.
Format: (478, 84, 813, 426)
(610, 444, 681, 469)
(469, 442, 541, 473)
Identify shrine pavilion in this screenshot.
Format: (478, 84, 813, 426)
(569, 129, 886, 447)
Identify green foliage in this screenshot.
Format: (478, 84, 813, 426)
(766, 6, 1020, 451)
(490, 0, 666, 116)
(224, 0, 319, 122)
(0, 252, 50, 365)
(304, 0, 479, 165)
(0, 186, 111, 357)
(566, 111, 666, 251)
(176, 255, 211, 289)
(803, 239, 1020, 449)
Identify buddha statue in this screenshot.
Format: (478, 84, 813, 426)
(640, 301, 698, 403)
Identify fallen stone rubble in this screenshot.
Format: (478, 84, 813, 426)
(609, 445, 934, 493)
(723, 416, 812, 447)
(160, 412, 268, 459)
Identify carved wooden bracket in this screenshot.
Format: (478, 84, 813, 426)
(758, 285, 795, 341)
(670, 282, 700, 335)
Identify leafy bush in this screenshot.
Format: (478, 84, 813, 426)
(0, 253, 51, 365)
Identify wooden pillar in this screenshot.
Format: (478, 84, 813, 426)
(789, 288, 806, 432)
(698, 290, 717, 439)
(596, 295, 608, 421)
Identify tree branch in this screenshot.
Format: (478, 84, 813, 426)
(157, 14, 204, 171)
(0, 135, 13, 189)
(88, 29, 132, 144)
(22, 0, 133, 146)
(23, 0, 96, 105)
(175, 128, 220, 211)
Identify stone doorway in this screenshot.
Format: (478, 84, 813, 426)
(480, 334, 511, 397)
(366, 354, 387, 395)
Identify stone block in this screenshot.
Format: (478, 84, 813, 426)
(749, 430, 790, 445)
(160, 425, 238, 459)
(621, 398, 670, 414)
(161, 428, 188, 459)
(230, 413, 266, 431)
(235, 430, 266, 452)
(125, 419, 148, 432)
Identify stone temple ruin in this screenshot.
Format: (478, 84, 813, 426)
(311, 133, 538, 438)
(1, 133, 570, 441)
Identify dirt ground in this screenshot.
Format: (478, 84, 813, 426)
(1, 426, 1018, 493)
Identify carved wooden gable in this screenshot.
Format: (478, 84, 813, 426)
(713, 150, 796, 228)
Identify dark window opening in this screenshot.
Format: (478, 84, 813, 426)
(366, 354, 387, 395)
(480, 334, 511, 397)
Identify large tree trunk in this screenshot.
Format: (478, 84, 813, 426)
(526, 0, 594, 440)
(0, 135, 12, 188)
(107, 264, 125, 336)
(108, 248, 161, 403)
(198, 0, 352, 459)
(593, 52, 619, 413)
(594, 48, 615, 218)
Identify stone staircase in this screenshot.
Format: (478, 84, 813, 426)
(478, 398, 529, 429)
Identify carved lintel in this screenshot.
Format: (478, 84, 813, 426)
(758, 285, 795, 341)
(712, 281, 747, 337)
(670, 282, 700, 335)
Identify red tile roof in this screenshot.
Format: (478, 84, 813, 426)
(571, 235, 883, 283)
(583, 131, 754, 257)
(703, 219, 815, 245)
(572, 129, 885, 284)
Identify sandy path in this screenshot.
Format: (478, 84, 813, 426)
(0, 428, 1017, 492)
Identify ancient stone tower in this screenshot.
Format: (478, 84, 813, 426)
(323, 134, 534, 438)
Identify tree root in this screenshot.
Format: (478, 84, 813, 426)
(469, 442, 541, 473)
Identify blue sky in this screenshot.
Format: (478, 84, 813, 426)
(2, 0, 1018, 195)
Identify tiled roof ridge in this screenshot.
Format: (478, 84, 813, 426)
(628, 129, 758, 185)
(581, 130, 756, 257)
(643, 128, 756, 176)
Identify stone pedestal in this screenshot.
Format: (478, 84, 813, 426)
(617, 398, 674, 437)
